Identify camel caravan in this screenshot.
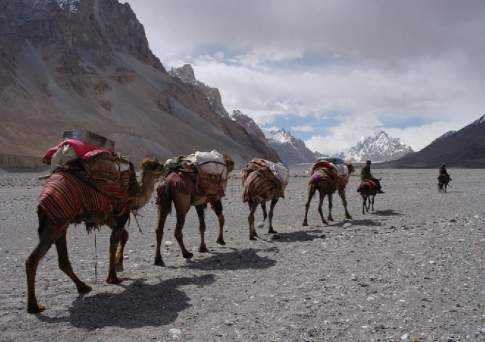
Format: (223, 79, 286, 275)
(26, 129, 392, 313)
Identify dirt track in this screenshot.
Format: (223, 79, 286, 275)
(0, 169, 484, 341)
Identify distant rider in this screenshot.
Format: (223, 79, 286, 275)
(439, 163, 451, 181)
(361, 160, 384, 193)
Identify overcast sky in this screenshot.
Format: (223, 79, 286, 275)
(125, 0, 485, 154)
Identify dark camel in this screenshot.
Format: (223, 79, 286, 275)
(303, 163, 354, 226)
(154, 156, 234, 266)
(438, 174, 451, 192)
(25, 157, 164, 313)
(358, 180, 378, 214)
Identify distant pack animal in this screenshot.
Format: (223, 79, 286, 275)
(26, 149, 164, 313)
(242, 159, 289, 240)
(303, 159, 354, 226)
(153, 151, 234, 266)
(438, 174, 451, 192)
(357, 179, 379, 214)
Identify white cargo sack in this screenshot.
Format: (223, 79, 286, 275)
(186, 150, 227, 177)
(266, 161, 289, 188)
(335, 164, 349, 177)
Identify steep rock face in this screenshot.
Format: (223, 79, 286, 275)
(170, 64, 228, 118)
(0, 0, 279, 166)
(230, 109, 267, 143)
(263, 128, 316, 165)
(390, 115, 485, 168)
(335, 131, 413, 162)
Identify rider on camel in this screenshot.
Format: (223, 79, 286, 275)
(361, 160, 384, 193)
(439, 163, 451, 181)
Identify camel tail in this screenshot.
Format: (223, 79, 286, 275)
(156, 182, 173, 215)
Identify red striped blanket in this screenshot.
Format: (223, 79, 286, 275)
(243, 170, 281, 203)
(38, 172, 129, 231)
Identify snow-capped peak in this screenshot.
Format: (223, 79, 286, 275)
(263, 127, 293, 144)
(335, 130, 413, 163)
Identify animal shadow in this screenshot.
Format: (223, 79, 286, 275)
(372, 209, 401, 216)
(184, 247, 277, 271)
(39, 274, 215, 329)
(271, 229, 323, 243)
(334, 219, 382, 227)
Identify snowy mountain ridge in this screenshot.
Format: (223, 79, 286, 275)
(335, 130, 413, 162)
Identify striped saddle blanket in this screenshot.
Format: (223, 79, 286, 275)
(38, 172, 130, 231)
(242, 160, 284, 202)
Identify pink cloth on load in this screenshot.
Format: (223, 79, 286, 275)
(43, 139, 113, 164)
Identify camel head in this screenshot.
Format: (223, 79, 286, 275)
(223, 154, 235, 174)
(140, 156, 165, 179)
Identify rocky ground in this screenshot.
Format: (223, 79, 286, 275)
(0, 169, 483, 341)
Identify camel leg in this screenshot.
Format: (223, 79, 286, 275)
(317, 190, 328, 225)
(327, 193, 334, 222)
(154, 205, 170, 266)
(248, 200, 258, 240)
(26, 219, 56, 314)
(339, 188, 352, 219)
(267, 198, 278, 234)
(211, 200, 226, 245)
(261, 201, 268, 223)
(196, 205, 208, 253)
(303, 185, 316, 226)
(55, 232, 92, 294)
(107, 215, 129, 284)
(173, 194, 193, 259)
(362, 195, 367, 214)
(371, 195, 375, 212)
(115, 228, 128, 272)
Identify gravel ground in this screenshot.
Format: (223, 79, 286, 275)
(0, 169, 484, 342)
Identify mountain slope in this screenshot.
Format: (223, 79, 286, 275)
(263, 128, 316, 165)
(390, 115, 485, 168)
(0, 0, 278, 166)
(335, 131, 413, 162)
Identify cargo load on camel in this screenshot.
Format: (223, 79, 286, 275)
(242, 159, 289, 203)
(160, 150, 233, 201)
(40, 130, 140, 231)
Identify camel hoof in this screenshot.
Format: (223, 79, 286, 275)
(250, 235, 257, 241)
(302, 221, 308, 227)
(115, 263, 124, 272)
(268, 229, 277, 234)
(27, 303, 46, 314)
(216, 239, 226, 246)
(199, 246, 209, 253)
(106, 276, 122, 284)
(182, 252, 194, 259)
(154, 258, 165, 267)
(327, 217, 334, 222)
(346, 215, 352, 220)
(77, 284, 92, 294)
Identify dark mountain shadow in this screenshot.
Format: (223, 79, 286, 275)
(372, 209, 401, 216)
(38, 274, 215, 329)
(270, 229, 324, 243)
(183, 247, 277, 271)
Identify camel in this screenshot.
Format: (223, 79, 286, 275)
(303, 161, 354, 226)
(358, 180, 378, 214)
(242, 160, 288, 240)
(154, 155, 234, 266)
(25, 157, 164, 314)
(438, 174, 451, 192)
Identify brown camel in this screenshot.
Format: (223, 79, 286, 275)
(303, 162, 354, 226)
(154, 155, 234, 266)
(358, 180, 378, 214)
(25, 157, 164, 314)
(242, 160, 288, 240)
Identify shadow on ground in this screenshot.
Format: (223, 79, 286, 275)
(184, 247, 277, 271)
(39, 274, 215, 329)
(270, 229, 323, 243)
(334, 219, 382, 227)
(372, 209, 401, 216)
